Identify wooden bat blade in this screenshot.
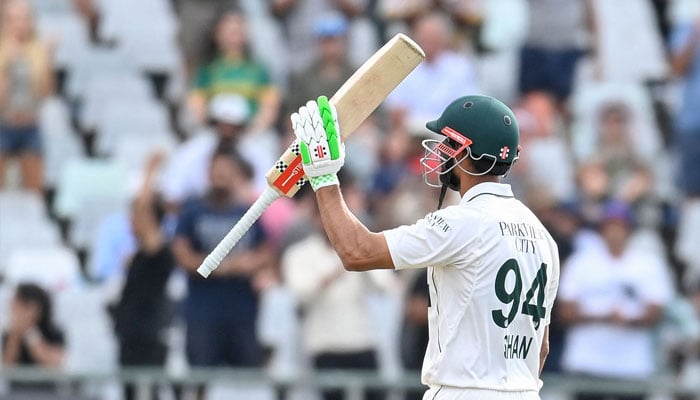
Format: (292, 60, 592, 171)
(266, 33, 425, 198)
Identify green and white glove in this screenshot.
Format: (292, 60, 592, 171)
(291, 96, 345, 191)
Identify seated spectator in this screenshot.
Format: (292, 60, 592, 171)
(161, 94, 270, 206)
(270, 0, 378, 72)
(385, 11, 479, 134)
(558, 201, 674, 400)
(187, 5, 280, 133)
(172, 149, 271, 400)
(112, 153, 176, 400)
(286, 13, 355, 113)
(177, 0, 229, 75)
(2, 283, 65, 393)
(2, 283, 65, 368)
(0, 0, 53, 192)
(592, 102, 654, 204)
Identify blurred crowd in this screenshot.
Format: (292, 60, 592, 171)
(0, 0, 699, 399)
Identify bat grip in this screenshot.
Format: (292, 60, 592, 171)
(197, 186, 281, 278)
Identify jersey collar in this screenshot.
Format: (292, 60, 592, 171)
(460, 182, 514, 204)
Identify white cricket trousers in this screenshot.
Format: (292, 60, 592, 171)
(423, 386, 541, 400)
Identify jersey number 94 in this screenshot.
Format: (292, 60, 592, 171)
(491, 259, 548, 330)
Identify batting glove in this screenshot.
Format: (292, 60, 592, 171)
(291, 96, 345, 191)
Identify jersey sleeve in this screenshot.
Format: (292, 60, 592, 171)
(383, 208, 481, 270)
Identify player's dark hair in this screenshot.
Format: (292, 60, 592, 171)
(471, 156, 512, 176)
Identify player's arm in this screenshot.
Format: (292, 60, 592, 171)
(316, 186, 394, 271)
(292, 96, 394, 271)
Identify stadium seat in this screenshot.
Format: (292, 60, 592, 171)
(79, 72, 155, 131)
(93, 99, 172, 154)
(36, 13, 90, 70)
(0, 190, 48, 222)
(55, 285, 118, 373)
(111, 133, 177, 177)
(39, 96, 73, 137)
(65, 47, 136, 101)
(53, 158, 130, 221)
(39, 97, 85, 188)
(69, 194, 130, 250)
(0, 218, 62, 275)
(122, 25, 182, 74)
(42, 130, 85, 189)
(4, 245, 81, 291)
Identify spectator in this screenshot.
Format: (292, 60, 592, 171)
(508, 92, 575, 202)
(385, 11, 479, 134)
(161, 93, 272, 206)
(2, 283, 65, 368)
(282, 186, 395, 400)
(592, 102, 654, 204)
(187, 5, 280, 133)
(112, 153, 176, 400)
(558, 201, 674, 399)
(286, 12, 355, 113)
(176, 0, 233, 75)
(0, 0, 53, 192)
(2, 283, 65, 393)
(519, 0, 589, 108)
(670, 15, 700, 197)
(270, 0, 378, 73)
(172, 149, 270, 400)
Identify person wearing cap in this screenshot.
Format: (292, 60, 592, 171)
(287, 13, 355, 116)
(289, 94, 560, 399)
(160, 94, 273, 208)
(558, 200, 674, 399)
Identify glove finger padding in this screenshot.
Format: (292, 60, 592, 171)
(291, 96, 345, 190)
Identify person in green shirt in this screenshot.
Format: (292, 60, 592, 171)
(187, 6, 280, 134)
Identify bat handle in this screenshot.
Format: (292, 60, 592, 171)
(197, 186, 281, 278)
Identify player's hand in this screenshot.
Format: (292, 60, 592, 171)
(291, 96, 345, 191)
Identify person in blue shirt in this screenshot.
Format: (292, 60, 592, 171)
(172, 148, 270, 400)
(670, 16, 700, 197)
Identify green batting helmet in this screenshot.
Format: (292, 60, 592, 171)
(425, 95, 520, 176)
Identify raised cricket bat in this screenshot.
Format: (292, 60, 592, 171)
(197, 33, 425, 277)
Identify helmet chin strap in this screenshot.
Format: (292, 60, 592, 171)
(437, 179, 449, 209)
(437, 168, 460, 209)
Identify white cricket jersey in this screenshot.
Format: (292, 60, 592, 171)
(384, 183, 560, 392)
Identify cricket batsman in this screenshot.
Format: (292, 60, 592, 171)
(291, 94, 560, 400)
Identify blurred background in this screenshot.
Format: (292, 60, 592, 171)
(0, 0, 699, 399)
